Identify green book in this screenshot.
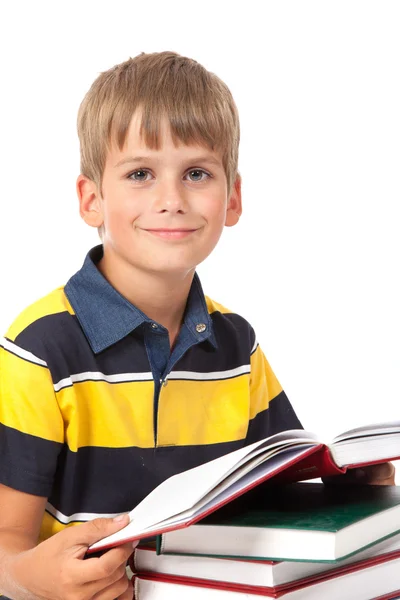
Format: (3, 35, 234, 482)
(157, 483, 400, 562)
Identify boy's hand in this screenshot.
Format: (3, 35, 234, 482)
(323, 462, 396, 486)
(9, 514, 135, 600)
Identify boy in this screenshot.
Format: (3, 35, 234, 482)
(0, 51, 394, 600)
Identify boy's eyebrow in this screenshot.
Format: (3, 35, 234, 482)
(114, 155, 223, 169)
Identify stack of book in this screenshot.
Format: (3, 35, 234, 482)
(87, 420, 400, 598)
(132, 483, 400, 599)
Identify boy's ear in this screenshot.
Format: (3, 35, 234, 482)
(225, 174, 242, 228)
(76, 175, 104, 228)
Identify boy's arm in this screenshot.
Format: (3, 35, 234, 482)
(0, 333, 135, 599)
(0, 484, 135, 600)
(0, 484, 46, 554)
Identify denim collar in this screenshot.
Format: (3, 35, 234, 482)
(65, 245, 217, 354)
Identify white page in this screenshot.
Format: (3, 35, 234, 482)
(330, 433, 400, 467)
(332, 421, 400, 443)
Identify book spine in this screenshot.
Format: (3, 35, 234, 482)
(272, 446, 346, 483)
(129, 551, 136, 573)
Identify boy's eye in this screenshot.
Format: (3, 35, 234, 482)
(128, 169, 210, 183)
(185, 169, 209, 182)
(129, 170, 151, 182)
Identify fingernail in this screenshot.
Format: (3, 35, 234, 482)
(113, 514, 127, 522)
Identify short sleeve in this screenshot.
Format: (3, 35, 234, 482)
(0, 336, 64, 497)
(245, 339, 303, 444)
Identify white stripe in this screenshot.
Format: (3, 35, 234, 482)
(54, 370, 154, 392)
(53, 365, 251, 392)
(251, 339, 259, 355)
(46, 502, 120, 524)
(0, 337, 47, 367)
(168, 364, 250, 381)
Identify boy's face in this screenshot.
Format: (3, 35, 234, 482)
(78, 112, 241, 280)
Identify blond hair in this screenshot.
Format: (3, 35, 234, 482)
(77, 51, 240, 196)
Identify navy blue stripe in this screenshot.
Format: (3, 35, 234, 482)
(246, 391, 303, 445)
(0, 424, 62, 497)
(14, 311, 255, 385)
(48, 439, 247, 516)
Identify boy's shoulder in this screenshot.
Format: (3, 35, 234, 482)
(204, 295, 233, 316)
(204, 295, 257, 351)
(5, 286, 74, 344)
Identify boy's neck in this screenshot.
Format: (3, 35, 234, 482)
(98, 251, 195, 347)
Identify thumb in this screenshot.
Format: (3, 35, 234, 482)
(64, 514, 130, 548)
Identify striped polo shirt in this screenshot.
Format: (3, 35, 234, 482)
(0, 246, 302, 542)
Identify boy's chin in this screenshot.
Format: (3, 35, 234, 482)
(139, 252, 210, 277)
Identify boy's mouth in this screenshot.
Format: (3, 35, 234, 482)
(142, 228, 200, 239)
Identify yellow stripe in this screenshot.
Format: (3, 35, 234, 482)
(249, 346, 283, 420)
(56, 380, 155, 450)
(1, 343, 281, 451)
(157, 375, 250, 446)
(6, 287, 74, 341)
(205, 296, 233, 315)
(0, 347, 63, 442)
(39, 512, 77, 542)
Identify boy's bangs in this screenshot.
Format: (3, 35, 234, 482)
(111, 94, 228, 156)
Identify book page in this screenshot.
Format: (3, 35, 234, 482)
(330, 433, 400, 467)
(332, 421, 400, 444)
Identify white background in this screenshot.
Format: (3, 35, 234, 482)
(0, 1, 399, 478)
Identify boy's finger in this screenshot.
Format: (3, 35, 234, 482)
(358, 462, 396, 484)
(82, 515, 131, 546)
(61, 515, 130, 557)
(90, 572, 131, 600)
(323, 462, 395, 486)
(81, 543, 134, 582)
(75, 561, 127, 597)
(117, 578, 135, 600)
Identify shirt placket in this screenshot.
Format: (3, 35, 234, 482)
(144, 320, 210, 447)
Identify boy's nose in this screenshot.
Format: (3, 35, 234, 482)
(152, 179, 188, 213)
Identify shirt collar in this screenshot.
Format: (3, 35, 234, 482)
(65, 245, 217, 354)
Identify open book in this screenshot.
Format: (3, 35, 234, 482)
(88, 420, 400, 553)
